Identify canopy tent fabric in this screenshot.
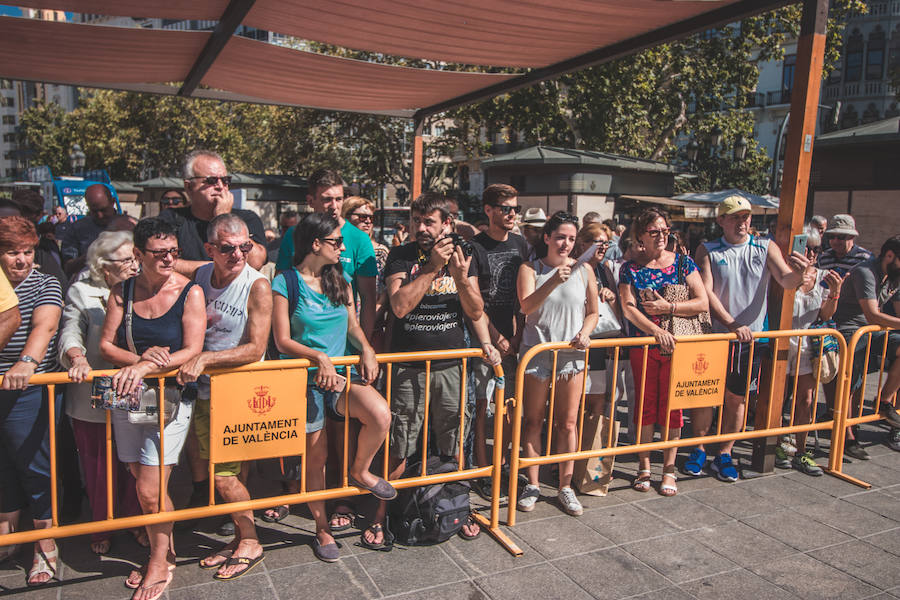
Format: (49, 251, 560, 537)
(674, 188, 780, 209)
(3, 0, 788, 117)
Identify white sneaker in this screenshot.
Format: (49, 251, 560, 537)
(557, 486, 583, 516)
(517, 484, 540, 512)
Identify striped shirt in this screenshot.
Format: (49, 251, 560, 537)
(817, 244, 872, 277)
(0, 269, 63, 374)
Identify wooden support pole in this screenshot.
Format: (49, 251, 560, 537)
(411, 117, 424, 200)
(752, 0, 827, 473)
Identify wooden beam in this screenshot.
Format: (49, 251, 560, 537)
(178, 0, 257, 97)
(752, 0, 828, 473)
(414, 0, 789, 120)
(411, 117, 424, 200)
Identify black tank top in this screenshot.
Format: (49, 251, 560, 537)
(116, 277, 196, 354)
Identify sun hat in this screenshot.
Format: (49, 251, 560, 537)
(522, 207, 547, 228)
(825, 214, 858, 237)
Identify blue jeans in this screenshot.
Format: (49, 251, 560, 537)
(0, 385, 58, 519)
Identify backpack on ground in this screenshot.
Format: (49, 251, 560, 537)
(388, 456, 471, 545)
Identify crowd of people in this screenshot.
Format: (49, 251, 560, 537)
(0, 148, 898, 598)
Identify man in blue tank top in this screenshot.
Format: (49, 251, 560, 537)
(687, 195, 809, 482)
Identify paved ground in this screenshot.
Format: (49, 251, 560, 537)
(3, 420, 900, 599)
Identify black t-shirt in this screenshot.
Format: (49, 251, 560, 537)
(385, 242, 478, 357)
(471, 232, 529, 340)
(158, 206, 265, 261)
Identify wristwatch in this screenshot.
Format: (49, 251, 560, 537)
(17, 355, 37, 365)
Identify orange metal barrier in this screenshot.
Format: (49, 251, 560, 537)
(0, 348, 518, 554)
(506, 329, 851, 527)
(829, 325, 899, 489)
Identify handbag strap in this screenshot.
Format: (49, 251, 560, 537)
(123, 278, 138, 355)
(676, 253, 685, 286)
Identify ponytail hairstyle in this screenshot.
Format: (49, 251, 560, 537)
(292, 212, 351, 307)
(534, 211, 579, 259)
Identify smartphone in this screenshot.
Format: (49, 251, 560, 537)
(332, 373, 347, 393)
(791, 233, 808, 256)
(639, 288, 655, 302)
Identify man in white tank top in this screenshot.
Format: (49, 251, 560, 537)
(177, 214, 272, 580)
(687, 196, 808, 482)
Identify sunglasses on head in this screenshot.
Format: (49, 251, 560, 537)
(214, 241, 253, 255)
(188, 175, 232, 187)
(490, 204, 522, 215)
(551, 211, 578, 225)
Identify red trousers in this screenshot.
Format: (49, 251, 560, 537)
(71, 418, 141, 541)
(629, 347, 683, 429)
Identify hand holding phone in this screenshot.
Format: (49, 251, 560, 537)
(791, 233, 808, 256)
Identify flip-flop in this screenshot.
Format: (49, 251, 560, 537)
(125, 562, 176, 589)
(199, 547, 235, 570)
(348, 475, 398, 501)
(358, 523, 393, 552)
(457, 514, 481, 541)
(261, 505, 289, 523)
(213, 553, 265, 581)
(132, 570, 173, 600)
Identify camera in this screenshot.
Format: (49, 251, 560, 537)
(447, 233, 474, 257)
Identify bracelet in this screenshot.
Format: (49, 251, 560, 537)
(828, 294, 840, 300)
(670, 301, 677, 315)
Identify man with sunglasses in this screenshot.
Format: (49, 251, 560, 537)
(688, 195, 809, 482)
(60, 184, 119, 268)
(159, 150, 267, 278)
(470, 184, 529, 486)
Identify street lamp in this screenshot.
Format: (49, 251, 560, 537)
(69, 143, 86, 174)
(685, 130, 749, 190)
(707, 125, 723, 148)
(733, 134, 748, 162)
(685, 139, 700, 164)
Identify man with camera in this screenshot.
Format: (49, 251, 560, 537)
(376, 191, 498, 541)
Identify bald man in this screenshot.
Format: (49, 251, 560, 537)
(60, 184, 118, 265)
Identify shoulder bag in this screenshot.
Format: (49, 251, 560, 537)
(658, 254, 713, 345)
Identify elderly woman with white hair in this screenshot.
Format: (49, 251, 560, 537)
(58, 230, 144, 555)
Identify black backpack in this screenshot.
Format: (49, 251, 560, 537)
(388, 456, 471, 545)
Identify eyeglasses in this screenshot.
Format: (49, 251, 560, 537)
(143, 247, 181, 259)
(319, 236, 344, 248)
(160, 196, 183, 205)
(214, 241, 253, 255)
(108, 256, 136, 265)
(187, 175, 232, 187)
(593, 239, 610, 246)
(831, 235, 854, 241)
(350, 213, 374, 222)
(490, 204, 522, 215)
(645, 228, 671, 238)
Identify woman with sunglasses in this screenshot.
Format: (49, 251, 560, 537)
(271, 212, 393, 562)
(516, 211, 598, 517)
(618, 208, 708, 497)
(99, 218, 205, 600)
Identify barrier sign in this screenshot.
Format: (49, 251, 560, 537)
(668, 339, 729, 409)
(209, 369, 307, 463)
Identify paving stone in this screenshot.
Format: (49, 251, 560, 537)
(791, 499, 899, 537)
(688, 520, 796, 569)
(622, 533, 737, 584)
(440, 529, 541, 576)
(679, 568, 801, 600)
(53, 555, 145, 600)
(810, 541, 900, 591)
(267, 556, 379, 599)
(739, 473, 835, 506)
(169, 573, 276, 600)
(579, 502, 679, 544)
(356, 542, 467, 597)
(389, 580, 489, 600)
(552, 547, 670, 599)
(636, 492, 734, 530)
(786, 470, 865, 499)
(630, 586, 696, 600)
(749, 553, 879, 600)
(862, 529, 900, 557)
(843, 490, 900, 522)
(0, 569, 60, 599)
(474, 563, 592, 600)
(510, 514, 615, 560)
(840, 460, 900, 489)
(683, 482, 770, 519)
(741, 508, 854, 552)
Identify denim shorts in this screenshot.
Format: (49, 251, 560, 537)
(306, 383, 344, 433)
(519, 345, 585, 381)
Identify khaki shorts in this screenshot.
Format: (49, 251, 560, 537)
(389, 363, 469, 459)
(193, 396, 242, 477)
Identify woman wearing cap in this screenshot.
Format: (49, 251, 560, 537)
(516, 211, 598, 517)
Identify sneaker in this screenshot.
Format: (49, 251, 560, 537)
(792, 451, 824, 476)
(681, 448, 707, 476)
(557, 486, 583, 517)
(887, 428, 900, 452)
(774, 446, 792, 469)
(217, 518, 236, 537)
(844, 440, 871, 461)
(710, 453, 739, 482)
(880, 403, 900, 429)
(779, 437, 797, 456)
(517, 484, 540, 512)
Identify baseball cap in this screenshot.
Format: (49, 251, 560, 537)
(825, 214, 859, 237)
(522, 207, 547, 228)
(718, 195, 752, 217)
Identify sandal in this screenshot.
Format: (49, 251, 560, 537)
(261, 505, 290, 523)
(199, 546, 235, 570)
(659, 471, 678, 497)
(91, 538, 112, 555)
(329, 506, 356, 532)
(632, 469, 652, 493)
(26, 546, 58, 587)
(131, 570, 173, 600)
(213, 553, 265, 581)
(125, 558, 176, 589)
(359, 521, 393, 552)
(457, 514, 481, 541)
